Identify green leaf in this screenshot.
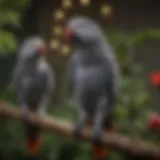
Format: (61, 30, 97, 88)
(0, 10, 20, 27)
(0, 0, 31, 53)
(128, 29, 160, 47)
(0, 30, 17, 53)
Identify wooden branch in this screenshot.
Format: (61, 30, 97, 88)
(0, 101, 160, 159)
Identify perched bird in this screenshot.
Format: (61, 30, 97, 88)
(65, 16, 119, 159)
(12, 36, 55, 157)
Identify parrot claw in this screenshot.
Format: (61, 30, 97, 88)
(35, 112, 43, 123)
(73, 124, 82, 139)
(21, 106, 30, 123)
(21, 110, 30, 123)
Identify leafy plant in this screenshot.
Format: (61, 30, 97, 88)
(106, 29, 160, 143)
(0, 0, 31, 53)
(107, 29, 160, 70)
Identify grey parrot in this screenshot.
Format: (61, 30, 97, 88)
(65, 16, 119, 159)
(12, 36, 55, 156)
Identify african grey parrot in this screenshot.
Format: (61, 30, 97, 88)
(65, 16, 119, 159)
(12, 36, 55, 156)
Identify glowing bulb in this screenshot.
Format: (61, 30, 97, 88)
(53, 9, 65, 21)
(62, 0, 72, 9)
(61, 45, 71, 55)
(49, 40, 60, 50)
(53, 26, 63, 36)
(101, 5, 112, 16)
(80, 0, 90, 6)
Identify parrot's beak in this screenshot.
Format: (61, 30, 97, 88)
(36, 44, 46, 56)
(65, 28, 72, 42)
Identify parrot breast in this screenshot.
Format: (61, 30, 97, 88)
(75, 65, 108, 117)
(25, 74, 47, 109)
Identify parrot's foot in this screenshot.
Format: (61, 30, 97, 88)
(22, 112, 30, 123)
(73, 124, 83, 139)
(34, 112, 43, 123)
(21, 107, 30, 123)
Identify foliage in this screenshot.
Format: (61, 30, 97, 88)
(107, 29, 160, 69)
(0, 0, 31, 53)
(0, 27, 160, 160)
(106, 29, 160, 144)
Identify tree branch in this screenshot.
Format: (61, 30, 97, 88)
(0, 101, 160, 159)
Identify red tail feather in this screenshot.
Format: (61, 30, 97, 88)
(92, 127, 115, 159)
(26, 136, 40, 155)
(92, 145, 108, 159)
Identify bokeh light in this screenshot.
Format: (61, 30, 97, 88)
(79, 0, 91, 6)
(100, 4, 112, 16)
(62, 0, 72, 9)
(53, 9, 65, 21)
(53, 26, 63, 36)
(49, 39, 60, 50)
(61, 44, 71, 55)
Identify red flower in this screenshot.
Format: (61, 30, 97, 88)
(150, 72, 160, 87)
(148, 112, 160, 130)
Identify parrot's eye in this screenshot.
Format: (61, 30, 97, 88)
(65, 28, 72, 42)
(36, 44, 46, 56)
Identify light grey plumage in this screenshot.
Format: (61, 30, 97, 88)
(13, 37, 54, 113)
(65, 16, 119, 147)
(12, 36, 55, 155)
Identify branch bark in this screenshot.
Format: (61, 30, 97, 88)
(0, 101, 160, 159)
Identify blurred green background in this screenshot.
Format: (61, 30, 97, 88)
(0, 0, 160, 160)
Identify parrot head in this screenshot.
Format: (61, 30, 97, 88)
(65, 16, 103, 47)
(18, 37, 47, 62)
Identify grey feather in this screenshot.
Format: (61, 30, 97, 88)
(66, 16, 120, 142)
(13, 36, 55, 113)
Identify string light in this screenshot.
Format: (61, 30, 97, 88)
(62, 0, 72, 9)
(79, 0, 90, 6)
(49, 39, 60, 50)
(61, 45, 71, 55)
(53, 26, 63, 36)
(100, 4, 112, 16)
(53, 9, 65, 21)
